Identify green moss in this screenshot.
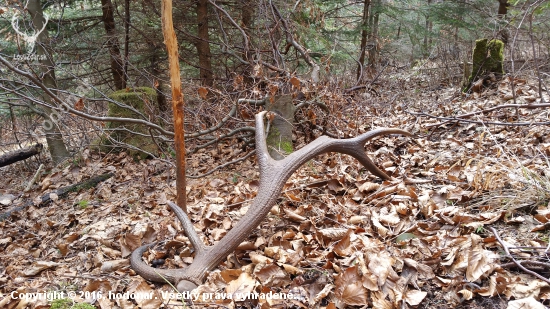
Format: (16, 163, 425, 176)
(280, 140, 293, 154)
(78, 200, 89, 209)
(94, 87, 159, 160)
(266, 126, 293, 157)
(50, 298, 96, 309)
(108, 87, 156, 114)
(489, 40, 504, 72)
(463, 39, 505, 92)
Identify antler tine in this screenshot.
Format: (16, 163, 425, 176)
(167, 201, 206, 255)
(338, 128, 413, 180)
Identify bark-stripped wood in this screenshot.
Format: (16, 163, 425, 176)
(161, 0, 187, 212)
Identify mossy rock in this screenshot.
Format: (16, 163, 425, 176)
(93, 87, 159, 160)
(463, 39, 505, 92)
(107, 87, 156, 118)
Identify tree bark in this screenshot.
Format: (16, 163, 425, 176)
(0, 144, 43, 167)
(357, 0, 371, 81)
(124, 0, 131, 85)
(151, 52, 168, 112)
(496, 0, 509, 44)
(367, 0, 380, 75)
(423, 0, 433, 57)
(497, 0, 509, 16)
(241, 0, 254, 84)
(195, 0, 213, 87)
(100, 0, 126, 90)
(27, 0, 70, 164)
(162, 0, 187, 212)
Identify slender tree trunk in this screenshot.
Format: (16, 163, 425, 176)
(195, 0, 213, 87)
(151, 52, 168, 112)
(27, 0, 70, 164)
(423, 0, 433, 57)
(497, 0, 509, 44)
(356, 0, 371, 81)
(162, 0, 187, 212)
(497, 0, 509, 15)
(367, 0, 380, 74)
(100, 0, 125, 90)
(124, 0, 131, 85)
(241, 0, 254, 84)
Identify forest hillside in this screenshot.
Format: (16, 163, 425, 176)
(1, 0, 550, 308)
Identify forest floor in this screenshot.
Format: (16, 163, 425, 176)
(1, 72, 550, 309)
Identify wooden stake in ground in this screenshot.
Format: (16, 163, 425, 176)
(0, 144, 43, 167)
(161, 0, 187, 212)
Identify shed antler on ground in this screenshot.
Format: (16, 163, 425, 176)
(131, 111, 412, 291)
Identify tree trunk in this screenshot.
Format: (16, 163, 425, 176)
(100, 0, 126, 90)
(356, 0, 371, 81)
(423, 0, 433, 57)
(496, 0, 509, 44)
(367, 0, 380, 75)
(27, 0, 70, 164)
(151, 52, 168, 112)
(124, 0, 131, 85)
(195, 0, 213, 87)
(497, 0, 509, 15)
(241, 0, 254, 84)
(0, 173, 114, 222)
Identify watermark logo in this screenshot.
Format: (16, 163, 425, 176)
(9, 8, 49, 61)
(42, 80, 92, 131)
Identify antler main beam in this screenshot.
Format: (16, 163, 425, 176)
(131, 111, 411, 291)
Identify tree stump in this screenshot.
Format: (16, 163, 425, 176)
(95, 87, 159, 159)
(266, 95, 295, 160)
(463, 39, 505, 92)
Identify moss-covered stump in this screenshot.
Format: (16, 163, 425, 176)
(266, 95, 295, 160)
(97, 87, 159, 159)
(463, 39, 505, 92)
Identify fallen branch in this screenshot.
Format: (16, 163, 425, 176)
(408, 110, 550, 127)
(0, 144, 43, 167)
(0, 173, 114, 222)
(187, 151, 255, 179)
(489, 226, 550, 284)
(190, 127, 255, 154)
(24, 163, 44, 192)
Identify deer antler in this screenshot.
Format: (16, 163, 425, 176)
(131, 111, 412, 291)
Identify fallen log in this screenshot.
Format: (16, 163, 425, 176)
(0, 144, 43, 167)
(0, 172, 114, 221)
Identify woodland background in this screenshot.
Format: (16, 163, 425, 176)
(1, 0, 550, 308)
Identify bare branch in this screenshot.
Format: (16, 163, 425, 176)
(0, 55, 175, 137)
(187, 150, 255, 179)
(490, 227, 550, 285)
(270, 1, 320, 82)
